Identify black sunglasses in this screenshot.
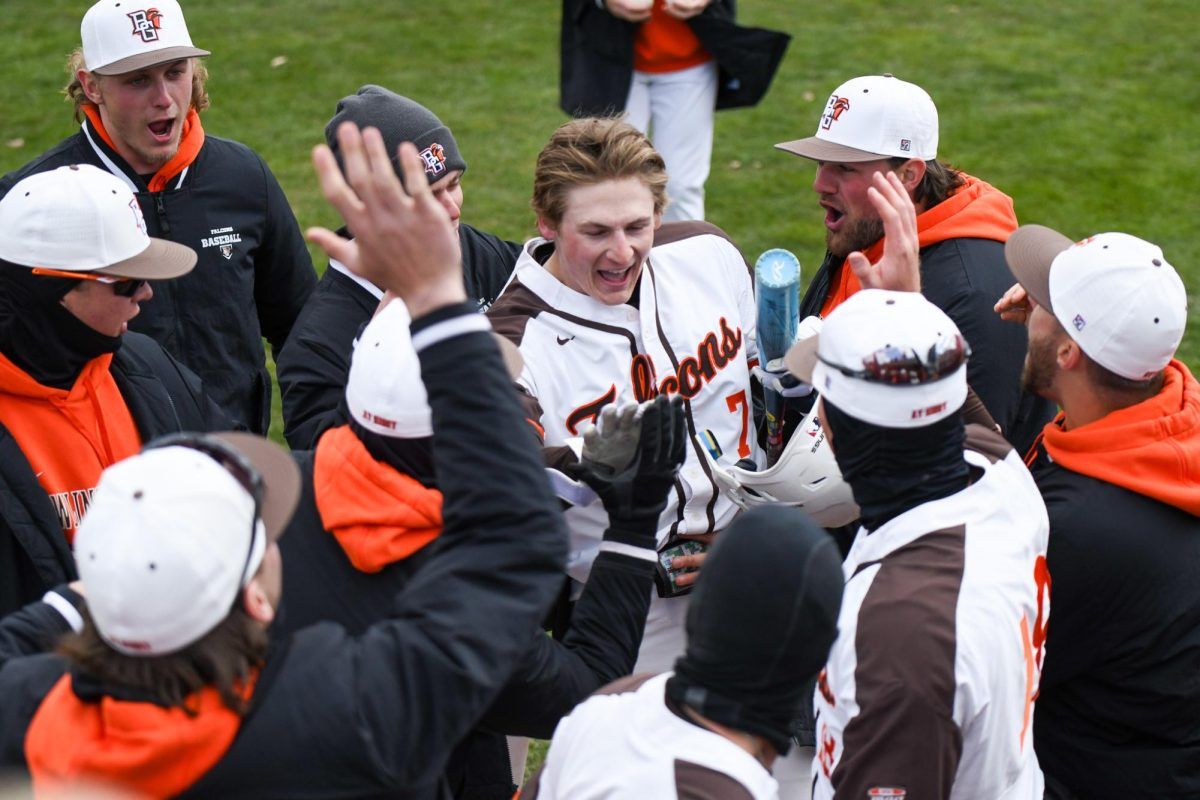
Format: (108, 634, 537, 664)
(31, 267, 148, 298)
(145, 433, 265, 590)
(819, 333, 971, 385)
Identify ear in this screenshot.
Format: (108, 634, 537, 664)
(78, 70, 104, 105)
(893, 159, 926, 194)
(536, 216, 557, 242)
(241, 580, 275, 625)
(653, 211, 663, 231)
(1057, 338, 1084, 371)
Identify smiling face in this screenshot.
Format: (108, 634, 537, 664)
(812, 158, 894, 258)
(79, 59, 194, 175)
(538, 177, 660, 306)
(60, 278, 153, 337)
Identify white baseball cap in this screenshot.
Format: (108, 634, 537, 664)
(345, 296, 525, 439)
(0, 164, 196, 279)
(776, 74, 939, 163)
(784, 289, 969, 428)
(1006, 225, 1187, 380)
(75, 433, 301, 656)
(82, 0, 209, 75)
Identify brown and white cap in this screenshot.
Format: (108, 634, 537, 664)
(82, 0, 209, 75)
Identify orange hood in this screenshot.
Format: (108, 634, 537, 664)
(314, 425, 444, 573)
(84, 105, 205, 193)
(26, 672, 254, 798)
(1041, 360, 1200, 515)
(821, 174, 1018, 316)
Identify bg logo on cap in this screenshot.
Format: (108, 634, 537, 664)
(127, 8, 164, 42)
(820, 96, 850, 130)
(419, 143, 446, 177)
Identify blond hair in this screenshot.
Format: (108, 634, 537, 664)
(63, 47, 210, 122)
(531, 117, 668, 226)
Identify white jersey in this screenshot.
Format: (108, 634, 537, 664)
(812, 430, 1050, 800)
(530, 673, 779, 800)
(488, 222, 759, 671)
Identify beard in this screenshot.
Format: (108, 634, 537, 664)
(827, 214, 885, 259)
(1021, 334, 1058, 396)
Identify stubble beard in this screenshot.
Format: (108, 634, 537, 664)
(1021, 335, 1058, 397)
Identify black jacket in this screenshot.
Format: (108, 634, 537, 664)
(0, 120, 318, 434)
(277, 224, 519, 450)
(0, 333, 229, 619)
(0, 308, 568, 799)
(276, 442, 654, 799)
(1031, 453, 1200, 798)
(800, 239, 1056, 453)
(560, 0, 791, 116)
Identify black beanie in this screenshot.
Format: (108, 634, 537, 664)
(325, 85, 466, 186)
(666, 506, 844, 755)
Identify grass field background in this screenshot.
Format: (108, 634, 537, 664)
(1, 0, 1198, 781)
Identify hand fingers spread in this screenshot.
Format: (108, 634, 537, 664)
(312, 144, 363, 226)
(847, 251, 874, 286)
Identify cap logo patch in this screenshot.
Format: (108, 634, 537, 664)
(900, 139, 911, 152)
(821, 96, 851, 130)
(419, 143, 446, 177)
(1073, 314, 1086, 331)
(867, 789, 907, 799)
(128, 197, 147, 235)
(127, 8, 164, 43)
(361, 409, 398, 430)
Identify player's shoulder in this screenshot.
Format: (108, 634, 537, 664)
(0, 132, 92, 195)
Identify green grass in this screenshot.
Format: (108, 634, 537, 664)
(3, 1, 1199, 440)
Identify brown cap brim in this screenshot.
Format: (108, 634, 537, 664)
(92, 47, 210, 76)
(783, 335, 821, 383)
(93, 238, 197, 280)
(1003, 224, 1074, 313)
(775, 137, 889, 163)
(493, 333, 524, 380)
(212, 432, 301, 543)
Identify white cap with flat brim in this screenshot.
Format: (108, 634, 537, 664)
(82, 0, 209, 75)
(0, 164, 196, 279)
(775, 74, 938, 164)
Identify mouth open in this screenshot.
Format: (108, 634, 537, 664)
(821, 203, 845, 231)
(147, 118, 175, 142)
(597, 266, 634, 288)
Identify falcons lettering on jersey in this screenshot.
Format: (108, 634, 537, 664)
(565, 317, 743, 433)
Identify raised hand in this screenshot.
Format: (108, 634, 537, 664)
(604, 0, 653, 23)
(571, 394, 687, 526)
(847, 170, 921, 293)
(994, 282, 1032, 325)
(307, 122, 466, 317)
(663, 0, 711, 19)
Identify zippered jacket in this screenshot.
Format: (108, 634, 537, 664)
(0, 117, 317, 433)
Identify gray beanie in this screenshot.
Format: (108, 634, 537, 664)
(325, 85, 466, 185)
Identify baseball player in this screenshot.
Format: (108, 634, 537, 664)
(785, 289, 1049, 798)
(0, 0, 317, 433)
(487, 117, 760, 673)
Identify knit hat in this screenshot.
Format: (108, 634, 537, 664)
(325, 85, 466, 185)
(666, 506, 844, 755)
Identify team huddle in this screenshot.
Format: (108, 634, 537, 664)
(0, 2, 1196, 800)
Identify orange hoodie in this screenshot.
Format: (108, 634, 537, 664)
(83, 105, 205, 192)
(820, 174, 1018, 317)
(1033, 360, 1200, 516)
(314, 425, 444, 573)
(26, 671, 255, 798)
(0, 351, 140, 544)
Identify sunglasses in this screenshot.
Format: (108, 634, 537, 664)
(146, 433, 265, 592)
(819, 333, 971, 385)
(31, 267, 149, 298)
